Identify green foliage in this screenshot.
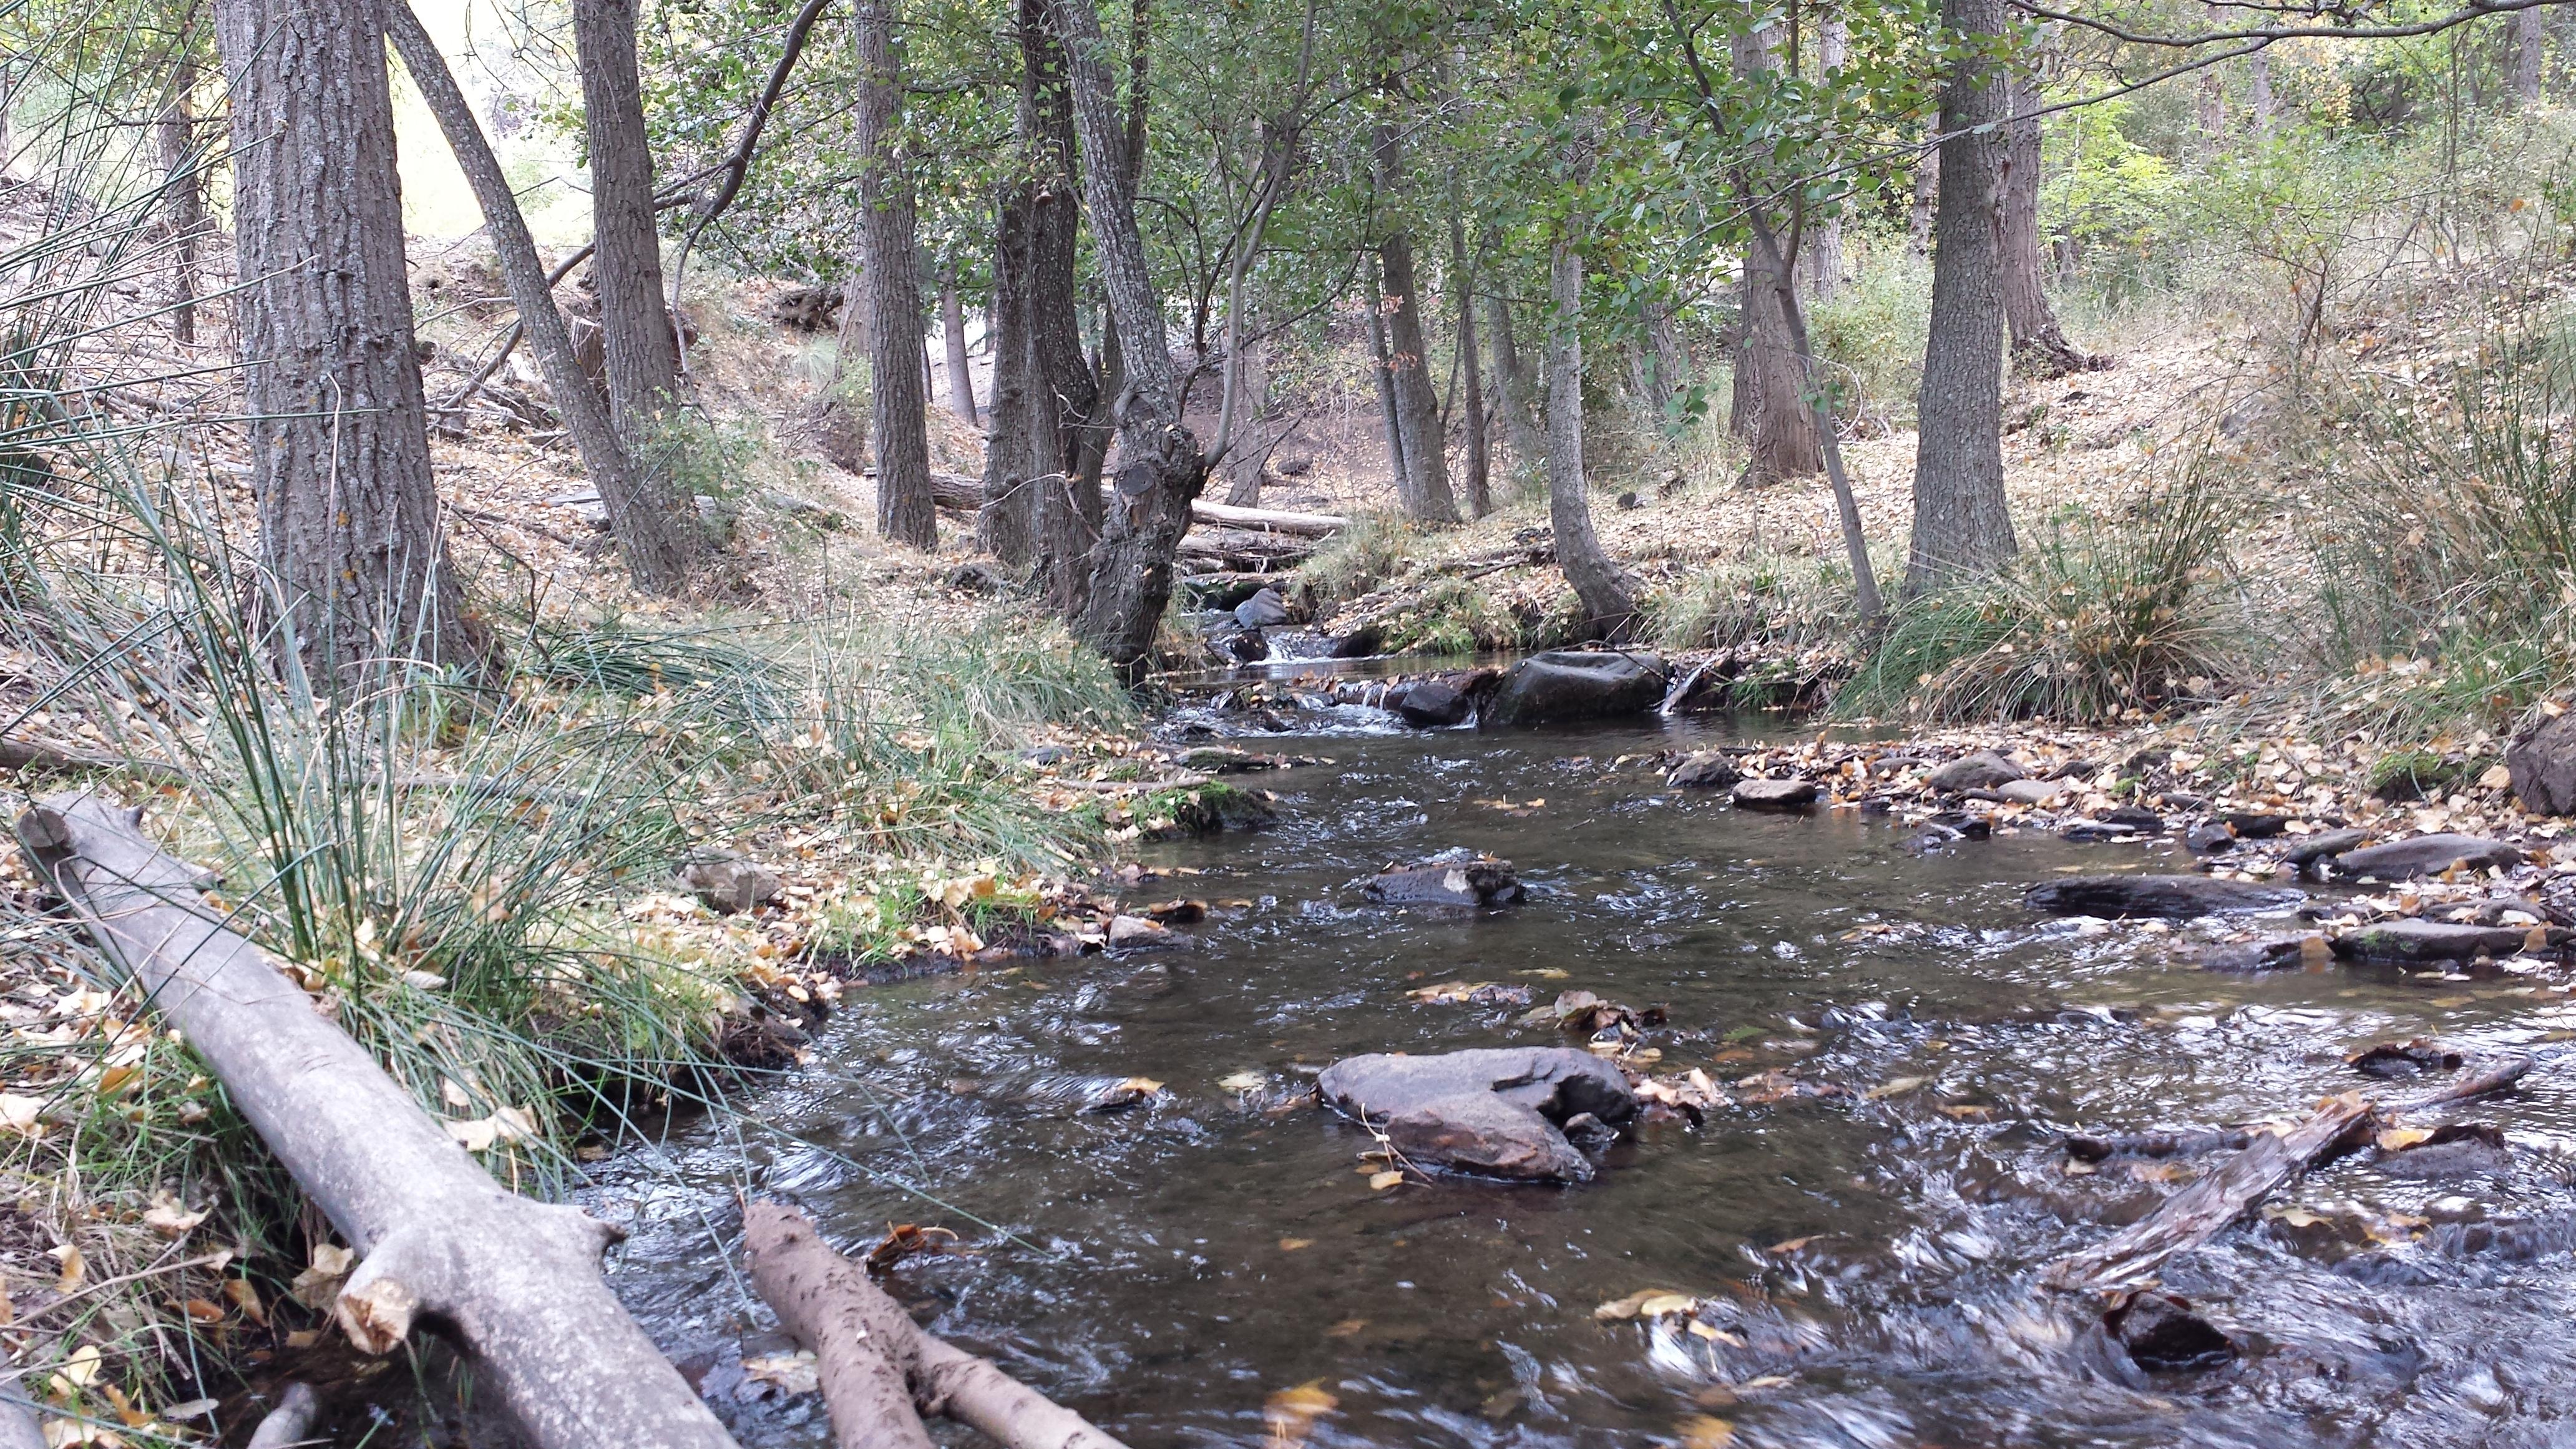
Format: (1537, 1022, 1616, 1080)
(1295, 513, 1422, 606)
(1373, 579, 1520, 656)
(1808, 235, 1932, 426)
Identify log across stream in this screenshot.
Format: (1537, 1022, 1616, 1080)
(598, 705, 2576, 1448)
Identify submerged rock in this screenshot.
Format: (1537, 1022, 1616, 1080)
(1666, 751, 1744, 789)
(2026, 874, 2303, 919)
(1364, 853, 1525, 907)
(2330, 917, 2536, 963)
(1315, 1046, 1638, 1183)
(1926, 751, 2024, 792)
(2105, 1290, 2236, 1372)
(2332, 834, 2526, 881)
(1732, 776, 1818, 809)
(2283, 827, 2374, 869)
(1478, 651, 1668, 728)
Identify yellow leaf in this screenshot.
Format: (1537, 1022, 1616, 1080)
(1264, 1380, 1338, 1447)
(95, 1065, 139, 1097)
(142, 1190, 207, 1237)
(1679, 1415, 1736, 1449)
(1324, 1318, 1367, 1338)
(1594, 1289, 1692, 1320)
(224, 1277, 267, 1327)
(1218, 1072, 1265, 1092)
(1367, 1170, 1403, 1191)
(1277, 1237, 1312, 1251)
(446, 1116, 499, 1153)
(1118, 1076, 1164, 1096)
(49, 1244, 84, 1292)
(2376, 1127, 2434, 1152)
(1636, 1293, 1699, 1318)
(1864, 1076, 1926, 1100)
(52, 1344, 102, 1393)
(742, 1350, 821, 1395)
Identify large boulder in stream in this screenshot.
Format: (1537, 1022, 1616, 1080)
(1478, 651, 1668, 728)
(1364, 853, 1524, 907)
(2026, 874, 2303, 919)
(2330, 917, 2554, 963)
(1316, 1046, 1637, 1183)
(1926, 751, 2024, 793)
(2330, 834, 2527, 881)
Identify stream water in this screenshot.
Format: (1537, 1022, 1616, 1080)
(598, 699, 2576, 1449)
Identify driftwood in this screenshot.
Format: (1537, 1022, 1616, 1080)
(924, 471, 1343, 539)
(243, 1382, 321, 1449)
(14, 793, 740, 1449)
(2044, 1055, 2534, 1290)
(743, 1203, 1130, 1449)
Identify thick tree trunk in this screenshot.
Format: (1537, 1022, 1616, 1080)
(2001, 76, 2095, 379)
(1052, 0, 1206, 675)
(855, 0, 936, 548)
(572, 0, 682, 436)
(1364, 252, 1407, 495)
(1219, 330, 1270, 507)
(1727, 22, 1820, 482)
(1486, 286, 1543, 480)
(2515, 9, 2544, 102)
(156, 56, 202, 344)
(1906, 0, 2018, 595)
(388, 5, 698, 594)
(1022, 0, 1105, 608)
(1805, 12, 1848, 301)
(1543, 235, 1638, 640)
(1447, 212, 1489, 517)
(979, 191, 1040, 567)
(215, 0, 476, 676)
(1372, 129, 1458, 524)
(940, 273, 979, 424)
(16, 794, 739, 1449)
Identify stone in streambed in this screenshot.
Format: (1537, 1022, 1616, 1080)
(2283, 827, 2374, 869)
(1392, 679, 1471, 728)
(680, 850, 781, 915)
(1999, 778, 2066, 806)
(1364, 854, 1524, 907)
(2332, 834, 2526, 880)
(2329, 917, 2542, 963)
(2105, 1291, 2236, 1373)
(1478, 650, 1668, 728)
(1315, 1046, 1638, 1183)
(2508, 708, 2576, 817)
(1666, 751, 1743, 789)
(1732, 777, 1818, 809)
(2026, 874, 2303, 919)
(1925, 751, 2024, 792)
(1233, 587, 1290, 629)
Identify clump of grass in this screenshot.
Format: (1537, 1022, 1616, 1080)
(1294, 514, 1422, 608)
(1373, 579, 1519, 657)
(1841, 464, 2243, 723)
(1654, 552, 1869, 652)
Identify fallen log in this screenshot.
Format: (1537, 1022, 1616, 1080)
(743, 1203, 1129, 1449)
(922, 471, 1346, 541)
(2042, 1055, 2534, 1290)
(13, 793, 739, 1449)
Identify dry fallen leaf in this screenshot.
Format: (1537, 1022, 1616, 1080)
(1678, 1414, 1736, 1449)
(0, 1093, 46, 1138)
(1324, 1317, 1367, 1338)
(1278, 1237, 1312, 1251)
(1594, 1289, 1695, 1321)
(1264, 1380, 1338, 1447)
(142, 1189, 208, 1238)
(1863, 1076, 1927, 1100)
(2376, 1126, 2434, 1152)
(224, 1277, 267, 1327)
(1218, 1071, 1266, 1092)
(290, 1243, 354, 1309)
(49, 1243, 84, 1292)
(742, 1350, 821, 1395)
(1367, 1169, 1403, 1191)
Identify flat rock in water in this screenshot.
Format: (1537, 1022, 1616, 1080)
(1364, 856, 1524, 907)
(1478, 651, 1668, 728)
(1732, 777, 1818, 809)
(2332, 834, 2526, 880)
(2185, 821, 2238, 853)
(1926, 751, 2024, 792)
(2223, 812, 2291, 839)
(2284, 827, 2374, 868)
(1666, 751, 1743, 789)
(2330, 917, 2532, 962)
(1315, 1046, 1638, 1183)
(2026, 874, 2304, 919)
(1392, 680, 1471, 728)
(1999, 778, 2066, 806)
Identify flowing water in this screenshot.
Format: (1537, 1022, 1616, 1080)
(599, 697, 2576, 1449)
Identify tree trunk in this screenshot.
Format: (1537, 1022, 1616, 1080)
(1543, 234, 1638, 640)
(1052, 0, 1207, 675)
(1727, 21, 1820, 482)
(979, 191, 1039, 566)
(1372, 128, 1458, 524)
(2001, 76, 2094, 378)
(940, 272, 979, 424)
(1219, 329, 1270, 507)
(1364, 251, 1407, 496)
(572, 0, 682, 436)
(1805, 12, 1848, 301)
(1447, 212, 1490, 517)
(156, 54, 202, 345)
(1646, 301, 1689, 422)
(17, 793, 740, 1449)
(1906, 0, 2018, 595)
(1908, 135, 1937, 255)
(388, 4, 698, 594)
(2247, 50, 2274, 135)
(1486, 285, 1543, 480)
(215, 0, 476, 676)
(2515, 9, 2544, 102)
(854, 0, 936, 549)
(1022, 0, 1105, 608)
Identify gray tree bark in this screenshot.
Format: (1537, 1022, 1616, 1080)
(1908, 135, 1938, 255)
(2002, 75, 2094, 378)
(157, 52, 202, 344)
(1543, 234, 1639, 640)
(978, 188, 1039, 567)
(940, 271, 979, 424)
(1727, 21, 1821, 482)
(1364, 251, 1407, 495)
(388, 5, 698, 594)
(572, 0, 683, 437)
(1805, 11, 1848, 301)
(2247, 50, 2274, 135)
(1372, 124, 1458, 524)
(17, 793, 740, 1449)
(215, 0, 476, 676)
(1022, 0, 1105, 610)
(2516, 9, 2544, 102)
(1906, 0, 2019, 594)
(1447, 212, 1490, 517)
(1486, 285, 1543, 480)
(855, 0, 936, 549)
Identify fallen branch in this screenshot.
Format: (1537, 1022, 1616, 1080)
(0, 736, 187, 787)
(2043, 1055, 2534, 1290)
(14, 793, 739, 1449)
(743, 1203, 1129, 1449)
(244, 1382, 321, 1449)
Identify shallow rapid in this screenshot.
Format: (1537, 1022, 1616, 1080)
(597, 706, 2576, 1449)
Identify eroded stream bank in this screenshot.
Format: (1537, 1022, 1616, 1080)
(599, 703, 2576, 1449)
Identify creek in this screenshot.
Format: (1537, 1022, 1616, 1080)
(598, 696, 2576, 1448)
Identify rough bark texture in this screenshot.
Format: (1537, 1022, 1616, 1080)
(215, 0, 476, 676)
(157, 55, 202, 344)
(1373, 127, 1458, 524)
(1726, 23, 1821, 482)
(940, 274, 979, 424)
(2247, 50, 2273, 135)
(1543, 236, 1638, 640)
(1218, 332, 1270, 506)
(855, 0, 936, 549)
(1486, 288, 1543, 480)
(1052, 0, 1206, 674)
(572, 0, 682, 435)
(1448, 212, 1490, 518)
(1365, 252, 1407, 493)
(1907, 137, 1938, 255)
(1805, 14, 1848, 301)
(16, 794, 739, 1449)
(978, 190, 1040, 566)
(388, 5, 698, 594)
(743, 1204, 1133, 1449)
(2516, 7, 2544, 102)
(1022, 0, 1105, 609)
(1906, 0, 2018, 595)
(2001, 75, 2095, 379)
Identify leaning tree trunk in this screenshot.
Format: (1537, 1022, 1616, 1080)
(1372, 127, 1458, 524)
(1906, 0, 2018, 595)
(856, 0, 936, 548)
(156, 54, 202, 345)
(940, 271, 979, 424)
(2001, 74, 2094, 378)
(1486, 285, 1543, 480)
(1022, 0, 1105, 608)
(1447, 211, 1489, 518)
(978, 188, 1040, 567)
(572, 0, 683, 437)
(215, 0, 477, 676)
(1543, 233, 1638, 640)
(388, 5, 698, 594)
(1727, 21, 1821, 483)
(16, 794, 739, 1449)
(1051, 0, 1206, 675)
